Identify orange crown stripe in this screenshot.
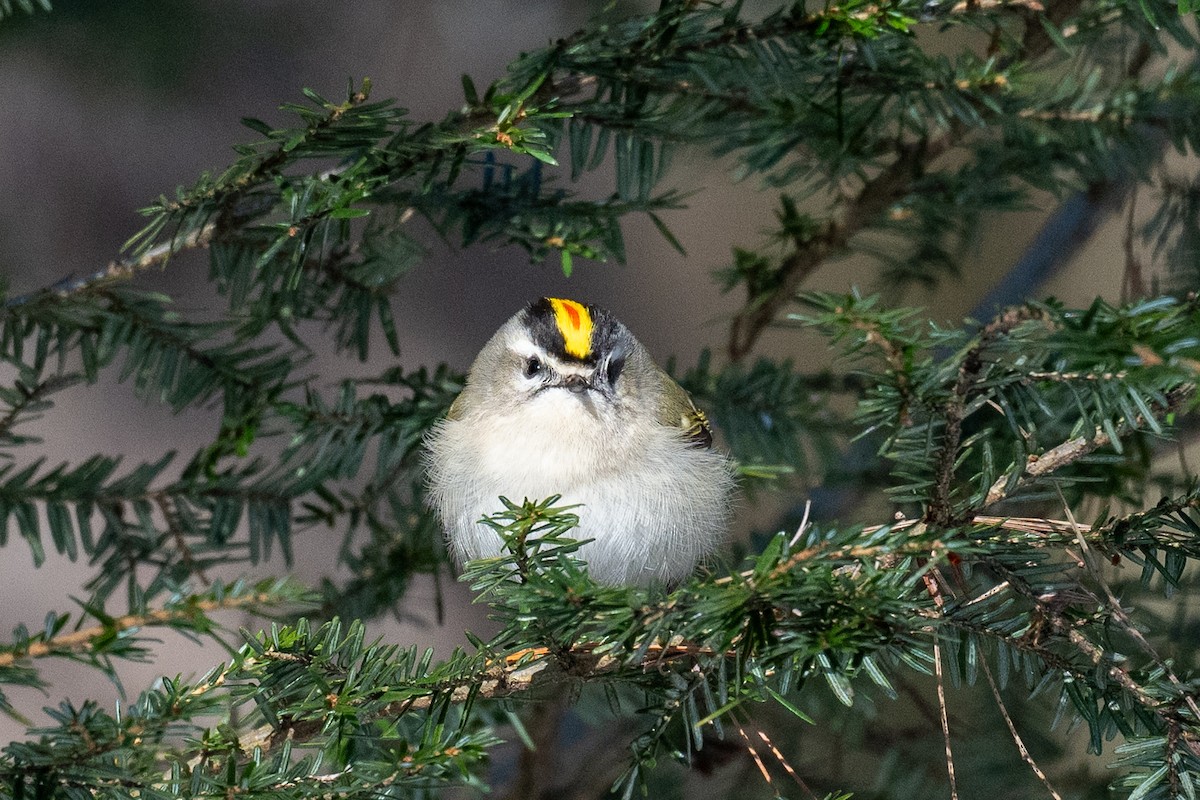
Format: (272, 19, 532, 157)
(548, 298, 593, 359)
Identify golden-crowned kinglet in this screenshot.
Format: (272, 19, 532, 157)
(425, 297, 734, 586)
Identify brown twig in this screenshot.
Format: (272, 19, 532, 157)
(983, 384, 1195, 507)
(932, 634, 960, 800)
(1055, 621, 1164, 708)
(920, 568, 961, 800)
(1, 225, 214, 313)
(928, 349, 985, 527)
(155, 494, 211, 587)
(728, 133, 958, 361)
(978, 654, 1064, 800)
(929, 306, 1051, 526)
(2, 85, 385, 311)
(0, 593, 275, 668)
(1122, 183, 1146, 302)
(244, 639, 726, 755)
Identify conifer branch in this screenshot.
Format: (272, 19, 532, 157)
(929, 306, 1052, 525)
(931, 603, 1172, 717)
(1058, 492, 1200, 724)
(220, 500, 1190, 777)
(728, 133, 960, 360)
(233, 640, 713, 758)
(723, 0, 1150, 361)
(983, 383, 1195, 507)
(2, 3, 1200, 797)
(1, 225, 214, 311)
(928, 547, 1189, 730)
(0, 375, 80, 441)
(0, 592, 278, 668)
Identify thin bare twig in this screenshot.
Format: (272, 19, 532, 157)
(750, 726, 815, 798)
(788, 499, 813, 548)
(920, 565, 961, 800)
(735, 723, 774, 785)
(932, 634, 960, 800)
(978, 655, 1064, 800)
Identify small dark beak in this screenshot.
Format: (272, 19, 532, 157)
(561, 374, 591, 394)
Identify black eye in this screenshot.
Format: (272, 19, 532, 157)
(605, 351, 626, 386)
(524, 356, 543, 378)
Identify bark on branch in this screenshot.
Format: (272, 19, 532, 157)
(0, 593, 277, 668)
(983, 385, 1195, 507)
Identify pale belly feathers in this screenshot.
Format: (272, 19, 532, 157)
(427, 389, 731, 586)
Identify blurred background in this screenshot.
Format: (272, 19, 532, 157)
(0, 0, 1165, 768)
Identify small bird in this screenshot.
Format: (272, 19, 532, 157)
(425, 297, 734, 586)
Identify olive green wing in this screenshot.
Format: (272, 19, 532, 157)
(659, 371, 714, 449)
(445, 390, 466, 421)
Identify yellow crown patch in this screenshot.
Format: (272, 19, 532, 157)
(548, 298, 593, 359)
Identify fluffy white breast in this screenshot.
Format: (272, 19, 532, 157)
(426, 389, 732, 586)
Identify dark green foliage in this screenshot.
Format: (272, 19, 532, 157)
(0, 0, 48, 22)
(1, 0, 1200, 798)
(800, 292, 1200, 515)
(2, 617, 500, 799)
(676, 350, 848, 482)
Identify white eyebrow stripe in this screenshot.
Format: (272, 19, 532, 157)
(509, 338, 543, 359)
(508, 336, 596, 377)
(554, 361, 594, 377)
